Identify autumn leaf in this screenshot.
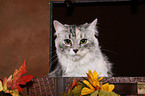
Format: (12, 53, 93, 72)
(3, 77, 8, 92)
(10, 89, 20, 96)
(72, 84, 83, 96)
(99, 90, 119, 96)
(90, 90, 99, 96)
(7, 61, 33, 91)
(2, 77, 12, 93)
(13, 61, 27, 81)
(0, 80, 3, 91)
(60, 79, 78, 96)
(70, 79, 78, 90)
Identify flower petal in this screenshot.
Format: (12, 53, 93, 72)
(83, 80, 95, 90)
(93, 70, 98, 80)
(98, 77, 103, 81)
(108, 84, 115, 92)
(92, 81, 100, 90)
(87, 73, 93, 84)
(88, 70, 93, 79)
(101, 83, 115, 92)
(81, 87, 95, 95)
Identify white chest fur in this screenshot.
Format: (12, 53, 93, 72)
(57, 51, 109, 77)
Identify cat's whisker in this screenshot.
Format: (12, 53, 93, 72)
(48, 50, 56, 55)
(51, 57, 58, 63)
(48, 54, 58, 63)
(102, 49, 118, 55)
(49, 56, 58, 70)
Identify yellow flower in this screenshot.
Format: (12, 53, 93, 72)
(81, 80, 95, 95)
(87, 69, 103, 89)
(101, 83, 115, 92)
(81, 69, 103, 95)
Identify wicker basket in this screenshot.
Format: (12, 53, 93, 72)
(27, 77, 145, 96)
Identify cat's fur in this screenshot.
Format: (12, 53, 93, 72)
(49, 19, 112, 77)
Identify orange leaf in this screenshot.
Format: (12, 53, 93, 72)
(69, 79, 78, 90)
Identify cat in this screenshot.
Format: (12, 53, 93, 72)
(49, 18, 112, 77)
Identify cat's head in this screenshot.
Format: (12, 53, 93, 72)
(53, 19, 99, 61)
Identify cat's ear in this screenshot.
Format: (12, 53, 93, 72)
(86, 18, 98, 36)
(87, 18, 97, 30)
(53, 20, 66, 32)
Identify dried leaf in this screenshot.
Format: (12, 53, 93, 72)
(3, 77, 8, 91)
(18, 75, 33, 85)
(70, 79, 78, 90)
(7, 61, 33, 91)
(13, 61, 27, 81)
(10, 89, 20, 96)
(90, 90, 99, 96)
(72, 84, 83, 96)
(0, 80, 3, 91)
(99, 90, 119, 96)
(7, 75, 13, 87)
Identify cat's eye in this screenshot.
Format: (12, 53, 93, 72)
(64, 39, 72, 45)
(80, 39, 87, 44)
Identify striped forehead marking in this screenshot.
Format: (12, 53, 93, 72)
(69, 25, 76, 37)
(66, 25, 85, 39)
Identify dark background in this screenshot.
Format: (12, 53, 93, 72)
(51, 1, 145, 76)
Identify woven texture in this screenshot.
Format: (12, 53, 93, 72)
(27, 77, 145, 96)
(64, 77, 145, 90)
(27, 77, 56, 96)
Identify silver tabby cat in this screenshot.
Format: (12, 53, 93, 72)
(49, 18, 112, 77)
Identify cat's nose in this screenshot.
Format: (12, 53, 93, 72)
(73, 49, 78, 53)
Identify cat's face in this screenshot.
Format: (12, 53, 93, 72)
(54, 19, 99, 61)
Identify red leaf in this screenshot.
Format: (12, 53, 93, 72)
(11, 85, 23, 91)
(18, 75, 33, 85)
(7, 61, 33, 91)
(10, 75, 33, 91)
(13, 61, 27, 81)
